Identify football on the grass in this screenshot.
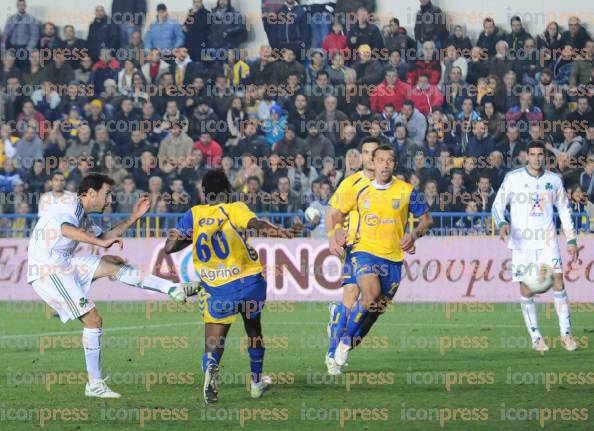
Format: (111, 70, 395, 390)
(522, 263, 554, 293)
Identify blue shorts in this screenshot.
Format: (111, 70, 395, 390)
(341, 247, 357, 287)
(199, 274, 267, 324)
(352, 252, 402, 299)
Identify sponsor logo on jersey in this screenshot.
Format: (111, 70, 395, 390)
(364, 214, 379, 226)
(545, 182, 553, 191)
(200, 265, 241, 281)
(198, 217, 225, 228)
(529, 193, 544, 216)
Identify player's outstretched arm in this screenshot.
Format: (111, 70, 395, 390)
(246, 218, 303, 238)
(61, 223, 122, 249)
(164, 229, 193, 254)
(101, 196, 151, 241)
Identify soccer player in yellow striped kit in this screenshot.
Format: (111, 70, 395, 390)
(326, 144, 433, 369)
(165, 169, 300, 403)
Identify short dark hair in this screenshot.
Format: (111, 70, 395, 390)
(51, 171, 64, 180)
(201, 169, 232, 203)
(372, 144, 395, 159)
(359, 136, 382, 151)
(526, 141, 546, 152)
(247, 176, 261, 185)
(452, 169, 463, 178)
(78, 173, 115, 195)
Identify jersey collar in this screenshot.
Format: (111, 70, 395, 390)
(371, 179, 393, 190)
(525, 167, 545, 178)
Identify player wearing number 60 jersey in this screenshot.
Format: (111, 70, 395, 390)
(165, 169, 301, 404)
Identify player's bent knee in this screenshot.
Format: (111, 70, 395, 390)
(551, 275, 564, 291)
(80, 308, 102, 328)
(360, 294, 379, 311)
(342, 284, 359, 308)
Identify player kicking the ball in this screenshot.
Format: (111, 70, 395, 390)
(328, 145, 432, 367)
(492, 141, 580, 352)
(165, 169, 301, 404)
(27, 173, 194, 398)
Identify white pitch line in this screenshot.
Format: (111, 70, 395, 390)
(0, 320, 563, 340)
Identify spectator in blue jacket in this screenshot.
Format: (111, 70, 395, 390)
(3, 0, 39, 69)
(465, 120, 496, 158)
(263, 104, 287, 147)
(552, 43, 575, 86)
(144, 3, 184, 55)
(272, 0, 310, 60)
(347, 7, 384, 52)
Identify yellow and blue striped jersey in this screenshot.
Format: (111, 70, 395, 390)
(176, 202, 262, 287)
(329, 171, 372, 245)
(332, 177, 428, 262)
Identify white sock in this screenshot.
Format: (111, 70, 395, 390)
(554, 290, 572, 336)
(82, 328, 102, 383)
(115, 265, 173, 294)
(520, 296, 542, 341)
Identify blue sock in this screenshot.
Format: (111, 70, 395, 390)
(341, 300, 368, 347)
(247, 347, 265, 383)
(327, 303, 349, 358)
(201, 351, 220, 372)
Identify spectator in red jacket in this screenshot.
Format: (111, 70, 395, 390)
(322, 21, 348, 60)
(193, 131, 223, 167)
(407, 41, 441, 86)
(410, 73, 444, 115)
(370, 68, 412, 113)
(16, 100, 48, 139)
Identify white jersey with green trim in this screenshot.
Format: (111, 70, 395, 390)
(491, 168, 576, 250)
(27, 199, 102, 283)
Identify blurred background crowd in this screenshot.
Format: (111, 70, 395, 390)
(0, 0, 593, 237)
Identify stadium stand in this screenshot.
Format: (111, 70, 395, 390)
(0, 0, 593, 237)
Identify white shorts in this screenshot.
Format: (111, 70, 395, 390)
(511, 247, 562, 282)
(31, 256, 102, 323)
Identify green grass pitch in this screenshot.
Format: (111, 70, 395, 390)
(1, 301, 594, 430)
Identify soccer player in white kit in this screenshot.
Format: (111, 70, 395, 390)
(492, 141, 580, 352)
(28, 173, 193, 398)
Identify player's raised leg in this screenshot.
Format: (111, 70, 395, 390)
(31, 268, 121, 398)
(91, 255, 195, 302)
